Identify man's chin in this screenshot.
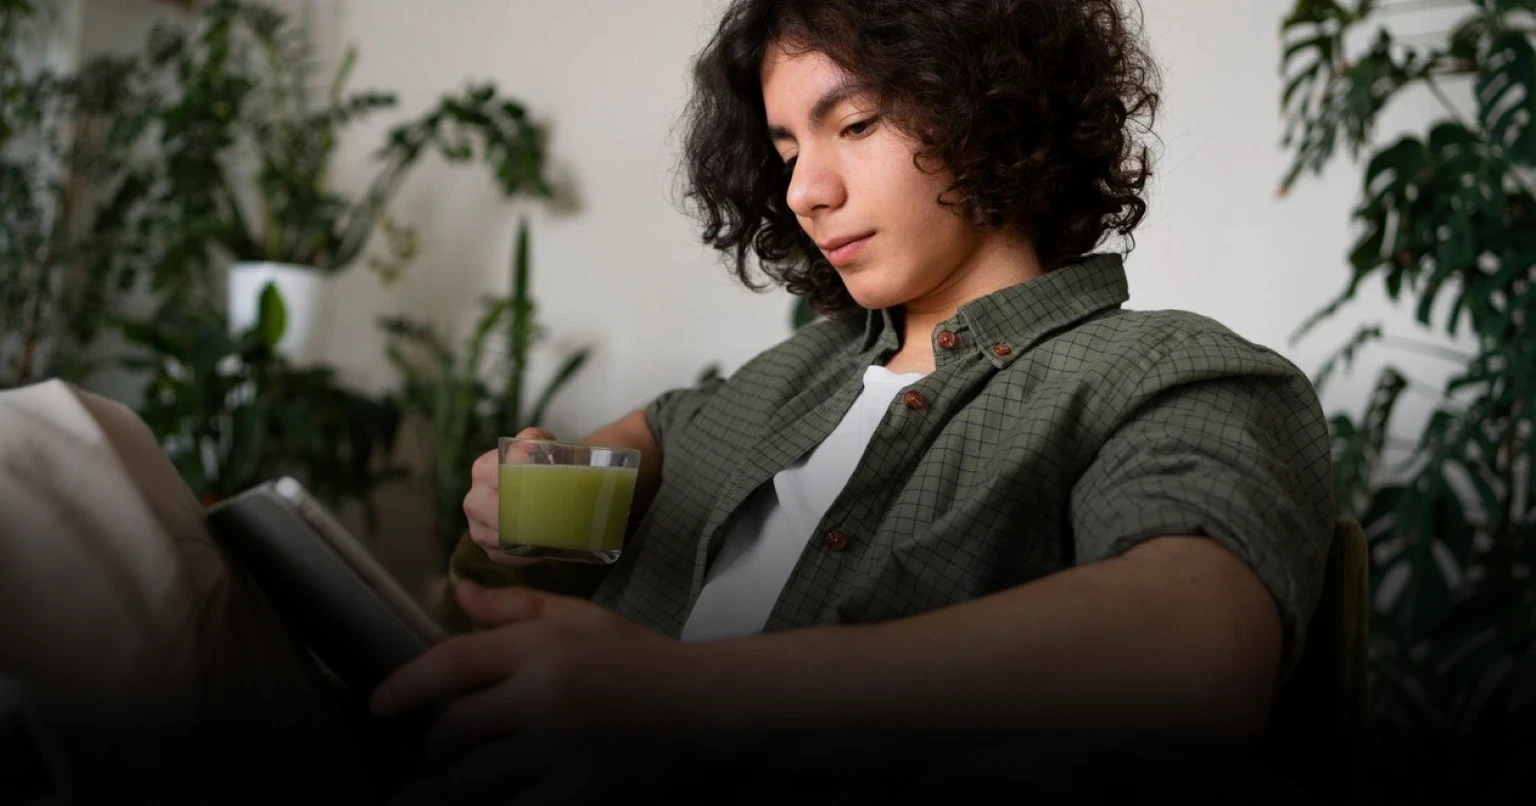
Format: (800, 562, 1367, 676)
(841, 276, 910, 312)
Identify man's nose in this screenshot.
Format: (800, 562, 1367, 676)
(785, 149, 847, 218)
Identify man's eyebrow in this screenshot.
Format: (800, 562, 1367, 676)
(768, 79, 868, 143)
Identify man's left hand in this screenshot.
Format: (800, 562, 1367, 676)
(372, 582, 710, 804)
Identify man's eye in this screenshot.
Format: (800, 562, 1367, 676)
(843, 117, 878, 137)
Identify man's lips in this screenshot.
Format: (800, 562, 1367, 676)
(821, 233, 875, 266)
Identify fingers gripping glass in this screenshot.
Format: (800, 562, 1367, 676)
(496, 438, 641, 564)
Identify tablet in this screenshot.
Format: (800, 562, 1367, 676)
(205, 477, 446, 697)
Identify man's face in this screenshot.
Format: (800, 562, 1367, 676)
(761, 44, 991, 312)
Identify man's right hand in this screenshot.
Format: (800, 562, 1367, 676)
(463, 426, 554, 567)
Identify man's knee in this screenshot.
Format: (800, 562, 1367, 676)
(0, 380, 221, 714)
(0, 379, 204, 527)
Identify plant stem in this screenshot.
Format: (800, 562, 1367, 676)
(1424, 73, 1474, 130)
(1491, 399, 1522, 584)
(1381, 334, 1476, 364)
(1405, 376, 1459, 406)
(1379, 0, 1467, 14)
(16, 238, 54, 384)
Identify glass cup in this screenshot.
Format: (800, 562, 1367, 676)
(496, 437, 642, 564)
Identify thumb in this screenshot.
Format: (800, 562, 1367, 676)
(457, 581, 554, 627)
(516, 426, 557, 441)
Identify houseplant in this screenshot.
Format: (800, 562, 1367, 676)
(4, 0, 541, 520)
(105, 0, 552, 516)
(118, 284, 404, 518)
(0, 0, 160, 388)
(1, 0, 406, 519)
(116, 0, 551, 361)
(380, 219, 590, 572)
(1280, 0, 1536, 800)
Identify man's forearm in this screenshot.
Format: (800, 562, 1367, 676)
(681, 535, 1283, 774)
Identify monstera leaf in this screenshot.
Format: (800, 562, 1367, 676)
(1477, 30, 1536, 167)
(1340, 123, 1510, 335)
(1279, 1, 1416, 192)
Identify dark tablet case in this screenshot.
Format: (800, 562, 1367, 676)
(204, 477, 445, 696)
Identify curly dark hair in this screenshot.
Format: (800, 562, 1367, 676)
(682, 0, 1160, 317)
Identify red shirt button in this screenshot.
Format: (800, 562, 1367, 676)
(902, 390, 927, 410)
(824, 529, 849, 552)
(936, 330, 959, 351)
(993, 343, 1013, 357)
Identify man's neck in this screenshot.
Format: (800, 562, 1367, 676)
(886, 237, 1044, 373)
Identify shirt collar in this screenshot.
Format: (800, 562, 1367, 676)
(860, 307, 903, 355)
(860, 253, 1130, 368)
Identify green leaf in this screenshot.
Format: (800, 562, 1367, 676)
(383, 342, 425, 385)
(512, 217, 531, 313)
(1332, 366, 1412, 517)
(1351, 136, 1428, 278)
(377, 314, 453, 364)
(505, 217, 534, 429)
(257, 280, 287, 349)
(1345, 124, 1509, 337)
(1282, 33, 1332, 67)
(526, 348, 591, 429)
(115, 315, 181, 357)
(1282, 60, 1322, 114)
(1386, 481, 1455, 641)
(1313, 322, 1383, 395)
(1363, 366, 1407, 458)
(1433, 460, 1483, 571)
(1331, 413, 1372, 515)
(1476, 31, 1536, 167)
(1290, 278, 1360, 345)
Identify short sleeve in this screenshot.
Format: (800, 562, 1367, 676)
(644, 374, 728, 458)
(1069, 336, 1335, 677)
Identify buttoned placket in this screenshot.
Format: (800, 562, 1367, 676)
(758, 334, 1004, 632)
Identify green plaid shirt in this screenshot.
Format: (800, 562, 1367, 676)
(444, 253, 1334, 673)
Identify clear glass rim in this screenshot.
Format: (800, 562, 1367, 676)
(497, 436, 642, 463)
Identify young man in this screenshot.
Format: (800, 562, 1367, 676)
(0, 0, 1331, 804)
(395, 0, 1335, 802)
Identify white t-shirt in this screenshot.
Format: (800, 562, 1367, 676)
(679, 364, 928, 642)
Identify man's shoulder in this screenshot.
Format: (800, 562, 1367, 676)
(1045, 307, 1309, 383)
(1060, 307, 1263, 356)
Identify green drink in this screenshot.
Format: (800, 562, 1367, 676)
(496, 438, 641, 564)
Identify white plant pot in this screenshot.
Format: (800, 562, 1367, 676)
(227, 261, 331, 363)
